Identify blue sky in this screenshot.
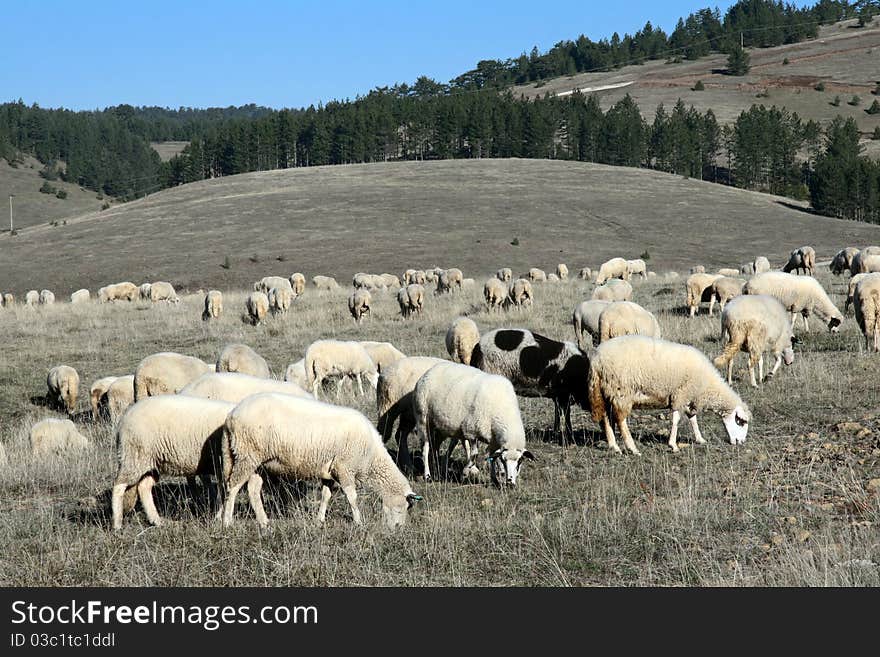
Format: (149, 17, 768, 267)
(2, 1, 734, 110)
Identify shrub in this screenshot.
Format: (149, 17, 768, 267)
(510, 237, 520, 246)
(55, 190, 67, 200)
(220, 256, 232, 270)
(39, 181, 57, 195)
(867, 100, 880, 115)
(873, 126, 880, 141)
(831, 95, 841, 107)
(101, 202, 110, 210)
(248, 254, 260, 263)
(815, 82, 826, 92)
(848, 95, 861, 106)
(693, 80, 705, 91)
(640, 250, 651, 261)
(783, 57, 790, 65)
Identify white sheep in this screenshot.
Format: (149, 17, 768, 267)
(98, 282, 138, 302)
(740, 262, 755, 276)
(110, 395, 235, 529)
(685, 273, 722, 317)
(831, 247, 860, 275)
(104, 375, 135, 423)
(90, 375, 119, 420)
(714, 295, 796, 387)
(690, 265, 706, 274)
(445, 316, 480, 365)
(380, 273, 401, 289)
(598, 301, 661, 343)
(589, 335, 751, 455)
(579, 267, 592, 280)
(527, 267, 547, 283)
(592, 279, 633, 302)
(483, 278, 508, 312)
(496, 267, 513, 282)
(304, 339, 379, 399)
(508, 278, 534, 307)
(744, 272, 843, 332)
(412, 361, 534, 484)
(348, 288, 372, 324)
(358, 341, 407, 373)
(753, 256, 771, 274)
(2, 293, 13, 307)
(847, 272, 880, 313)
(397, 283, 424, 318)
(70, 289, 90, 304)
(47, 365, 79, 415)
(312, 275, 340, 290)
(267, 286, 293, 314)
(289, 272, 306, 295)
(436, 268, 463, 294)
(149, 281, 179, 303)
(220, 393, 421, 529)
(245, 291, 269, 325)
(25, 290, 39, 306)
(39, 290, 55, 305)
(717, 268, 740, 278)
(783, 246, 816, 276)
(626, 259, 647, 279)
(139, 283, 152, 300)
(572, 299, 611, 348)
(284, 359, 308, 388)
(202, 290, 223, 320)
(709, 276, 745, 315)
(850, 252, 880, 276)
(462, 277, 476, 289)
(404, 269, 427, 285)
(254, 275, 292, 295)
(216, 343, 270, 378)
(854, 275, 880, 352)
(30, 418, 90, 456)
(547, 273, 560, 282)
(133, 352, 214, 400)
(180, 371, 311, 403)
(556, 264, 569, 280)
(595, 258, 630, 284)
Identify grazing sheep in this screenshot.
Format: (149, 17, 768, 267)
(380, 273, 401, 289)
(358, 341, 407, 373)
(254, 276, 292, 295)
(462, 277, 476, 289)
(103, 375, 135, 423)
(589, 335, 751, 455)
(25, 290, 39, 306)
(149, 281, 179, 303)
(90, 376, 119, 420)
(556, 264, 569, 280)
(740, 263, 755, 276)
(717, 268, 740, 278)
(268, 286, 294, 314)
(312, 275, 340, 290)
(686, 273, 723, 317)
(709, 277, 745, 315)
(647, 271, 657, 279)
(352, 273, 378, 290)
(572, 299, 611, 348)
(744, 272, 843, 332)
(598, 301, 661, 343)
(304, 339, 379, 399)
(527, 267, 548, 283)
(70, 289, 90, 304)
(284, 359, 308, 388)
(831, 247, 860, 275)
(846, 273, 880, 313)
(690, 265, 706, 274)
(547, 273, 560, 282)
(413, 361, 534, 484)
(289, 273, 306, 295)
(864, 246, 880, 256)
(592, 279, 633, 302)
(139, 283, 152, 300)
(445, 316, 480, 365)
(202, 290, 223, 320)
(404, 269, 427, 285)
(98, 282, 139, 302)
(180, 371, 311, 403)
(497, 267, 513, 282)
(47, 365, 79, 415)
(663, 271, 680, 281)
(508, 278, 534, 307)
(3, 293, 13, 307)
(470, 328, 590, 442)
(483, 278, 508, 312)
(133, 352, 214, 401)
(436, 268, 463, 294)
(216, 343, 270, 378)
(403, 269, 417, 285)
(30, 418, 89, 457)
(111, 396, 235, 529)
(348, 288, 372, 324)
(397, 284, 424, 318)
(245, 291, 269, 325)
(854, 275, 880, 352)
(783, 246, 816, 276)
(626, 259, 647, 279)
(753, 256, 771, 274)
(39, 290, 55, 305)
(850, 252, 880, 276)
(579, 267, 592, 280)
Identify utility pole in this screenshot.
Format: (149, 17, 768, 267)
(8, 194, 13, 234)
(740, 32, 744, 49)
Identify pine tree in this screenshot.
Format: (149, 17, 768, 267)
(726, 45, 750, 75)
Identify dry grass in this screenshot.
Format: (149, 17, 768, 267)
(0, 270, 878, 587)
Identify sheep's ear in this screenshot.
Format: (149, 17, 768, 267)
(790, 334, 800, 345)
(521, 450, 536, 461)
(829, 317, 841, 330)
(406, 493, 423, 508)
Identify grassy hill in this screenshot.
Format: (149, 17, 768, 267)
(1, 158, 879, 296)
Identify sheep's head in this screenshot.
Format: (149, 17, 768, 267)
(828, 317, 842, 333)
(382, 492, 422, 530)
(722, 405, 751, 445)
(488, 448, 535, 487)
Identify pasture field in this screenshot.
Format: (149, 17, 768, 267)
(0, 269, 878, 586)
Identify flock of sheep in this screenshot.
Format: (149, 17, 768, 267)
(4, 242, 880, 532)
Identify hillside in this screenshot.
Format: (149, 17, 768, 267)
(1, 158, 878, 296)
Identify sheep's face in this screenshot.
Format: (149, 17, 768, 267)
(782, 346, 795, 366)
(723, 406, 750, 445)
(489, 448, 535, 487)
(382, 493, 422, 530)
(828, 317, 842, 333)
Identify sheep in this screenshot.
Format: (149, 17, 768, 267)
(508, 278, 534, 307)
(572, 299, 611, 348)
(380, 273, 401, 289)
(743, 272, 843, 333)
(289, 272, 306, 295)
(358, 341, 407, 373)
(25, 290, 39, 305)
(547, 273, 560, 282)
(690, 265, 706, 274)
(831, 247, 860, 275)
(220, 393, 421, 529)
(846, 273, 880, 313)
(352, 273, 378, 290)
(284, 359, 308, 388)
(268, 286, 294, 314)
(436, 268, 463, 294)
(397, 284, 424, 318)
(850, 252, 880, 276)
(111, 395, 235, 529)
(348, 288, 372, 324)
(39, 290, 55, 305)
(445, 316, 480, 365)
(254, 275, 292, 294)
(626, 259, 647, 279)
(133, 352, 214, 401)
(90, 375, 119, 420)
(663, 271, 680, 281)
(47, 365, 79, 415)
(104, 375, 135, 423)
(149, 281, 180, 303)
(579, 267, 592, 280)
(854, 275, 880, 352)
(139, 283, 152, 300)
(216, 343, 270, 378)
(589, 335, 751, 455)
(647, 271, 657, 279)
(180, 371, 311, 403)
(740, 263, 755, 276)
(597, 258, 630, 284)
(462, 277, 476, 289)
(483, 278, 508, 312)
(686, 273, 723, 317)
(470, 328, 590, 443)
(404, 269, 427, 285)
(304, 339, 379, 399)
(427, 266, 445, 282)
(717, 268, 740, 278)
(3, 293, 13, 307)
(864, 246, 880, 256)
(713, 295, 796, 387)
(753, 256, 771, 274)
(30, 418, 90, 457)
(527, 267, 547, 283)
(783, 246, 816, 276)
(312, 275, 340, 290)
(496, 267, 513, 282)
(556, 264, 569, 280)
(70, 289, 90, 304)
(592, 279, 633, 302)
(598, 301, 661, 343)
(413, 361, 534, 484)
(202, 290, 223, 320)
(709, 276, 745, 315)
(245, 291, 269, 325)
(98, 282, 138, 302)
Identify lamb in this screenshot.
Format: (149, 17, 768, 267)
(556, 264, 569, 280)
(589, 335, 751, 455)
(579, 267, 592, 280)
(714, 295, 796, 387)
(783, 246, 816, 276)
(202, 290, 223, 320)
(358, 341, 407, 373)
(436, 268, 463, 294)
(304, 339, 379, 399)
(25, 290, 39, 305)
(216, 343, 270, 378)
(709, 276, 745, 315)
(111, 395, 235, 529)
(483, 278, 508, 312)
(149, 281, 180, 303)
(572, 299, 611, 348)
(397, 284, 424, 318)
(39, 290, 55, 305)
(470, 328, 590, 443)
(626, 259, 647, 279)
(690, 265, 706, 274)
(547, 273, 560, 282)
(496, 267, 513, 282)
(592, 279, 633, 302)
(90, 375, 119, 420)
(348, 288, 372, 324)
(854, 275, 880, 352)
(850, 252, 880, 276)
(846, 273, 880, 313)
(30, 418, 90, 457)
(743, 272, 843, 332)
(245, 291, 269, 325)
(268, 286, 294, 314)
(254, 275, 292, 295)
(445, 316, 480, 365)
(289, 273, 306, 295)
(717, 268, 740, 278)
(412, 361, 534, 484)
(139, 283, 152, 300)
(508, 278, 534, 307)
(527, 268, 547, 282)
(284, 359, 308, 388)
(70, 289, 90, 304)
(133, 352, 214, 400)
(598, 301, 661, 343)
(180, 371, 311, 403)
(104, 375, 135, 423)
(47, 365, 79, 415)
(98, 282, 138, 302)
(831, 247, 860, 275)
(312, 275, 340, 290)
(685, 273, 723, 317)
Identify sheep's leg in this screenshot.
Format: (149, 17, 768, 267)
(689, 304, 697, 318)
(602, 410, 621, 454)
(668, 411, 681, 453)
(801, 313, 809, 332)
(336, 471, 361, 524)
(769, 354, 783, 378)
(356, 374, 365, 397)
(747, 350, 759, 387)
(689, 415, 706, 445)
(395, 418, 414, 473)
(243, 473, 269, 527)
(419, 427, 433, 482)
(201, 473, 217, 516)
(727, 358, 735, 385)
(790, 312, 798, 329)
(317, 480, 335, 522)
(311, 375, 322, 400)
(616, 412, 641, 456)
(758, 355, 764, 383)
(461, 439, 478, 478)
(222, 459, 257, 527)
(111, 483, 129, 530)
(137, 475, 162, 526)
(709, 296, 716, 316)
(444, 437, 459, 478)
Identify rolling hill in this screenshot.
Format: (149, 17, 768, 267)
(1, 158, 878, 297)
